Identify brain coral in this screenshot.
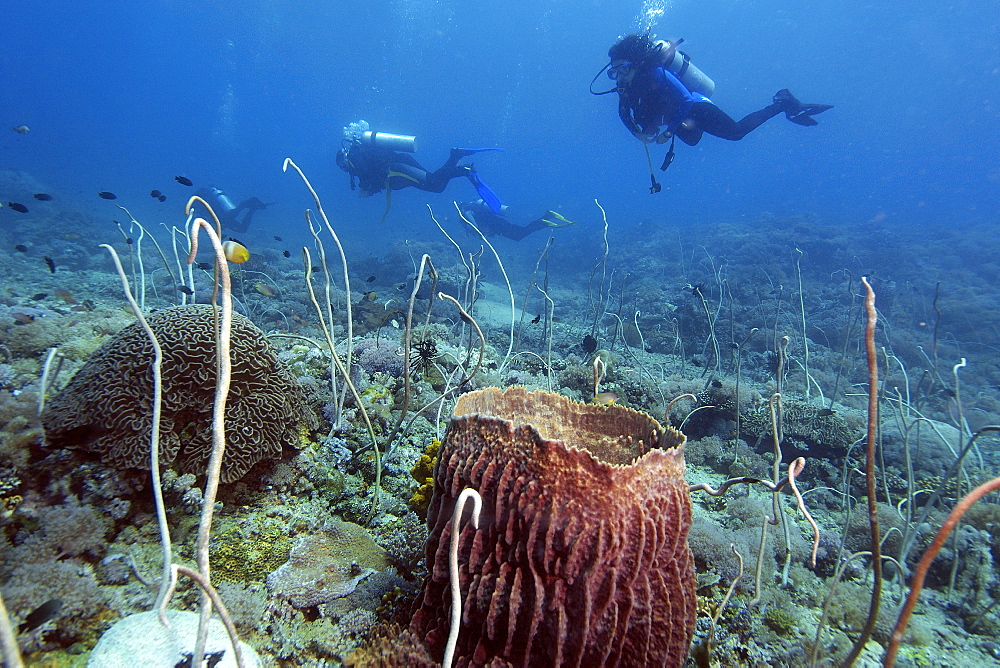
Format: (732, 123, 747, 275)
(266, 518, 389, 608)
(42, 304, 305, 483)
(410, 386, 696, 667)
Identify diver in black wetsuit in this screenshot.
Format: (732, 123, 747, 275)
(598, 34, 832, 148)
(337, 144, 499, 202)
(195, 187, 272, 233)
(460, 200, 575, 242)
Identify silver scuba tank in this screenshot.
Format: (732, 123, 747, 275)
(360, 130, 418, 153)
(655, 39, 715, 98)
(210, 187, 236, 213)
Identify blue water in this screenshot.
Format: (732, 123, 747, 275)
(4, 0, 996, 257)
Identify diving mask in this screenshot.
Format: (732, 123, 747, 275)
(607, 62, 633, 80)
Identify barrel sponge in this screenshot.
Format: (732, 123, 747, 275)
(42, 304, 305, 483)
(409, 386, 696, 667)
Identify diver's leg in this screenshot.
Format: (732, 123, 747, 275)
(386, 162, 430, 191)
(689, 100, 782, 141)
(493, 217, 544, 242)
(676, 122, 704, 146)
(423, 161, 470, 193)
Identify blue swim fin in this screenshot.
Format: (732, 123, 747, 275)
(468, 171, 502, 213)
(453, 147, 505, 159)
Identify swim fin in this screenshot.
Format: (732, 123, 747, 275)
(452, 147, 505, 159)
(541, 210, 576, 227)
(468, 170, 502, 213)
(787, 103, 833, 126)
(774, 89, 833, 126)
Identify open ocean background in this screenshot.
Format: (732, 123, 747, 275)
(4, 0, 997, 252)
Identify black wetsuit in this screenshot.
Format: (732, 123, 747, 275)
(193, 188, 270, 233)
(341, 144, 471, 196)
(618, 66, 783, 146)
(461, 201, 551, 242)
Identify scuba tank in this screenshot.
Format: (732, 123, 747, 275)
(209, 187, 236, 214)
(359, 130, 418, 153)
(655, 39, 715, 98)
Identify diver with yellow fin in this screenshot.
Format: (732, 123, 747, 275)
(336, 120, 503, 217)
(460, 199, 575, 242)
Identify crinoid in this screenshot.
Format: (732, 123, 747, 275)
(410, 338, 439, 377)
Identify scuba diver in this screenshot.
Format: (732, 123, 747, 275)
(459, 199, 576, 242)
(194, 186, 272, 233)
(336, 120, 503, 216)
(592, 34, 832, 190)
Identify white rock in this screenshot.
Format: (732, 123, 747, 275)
(87, 609, 260, 667)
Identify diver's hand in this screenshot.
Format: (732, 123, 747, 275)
(655, 131, 673, 144)
(634, 131, 657, 144)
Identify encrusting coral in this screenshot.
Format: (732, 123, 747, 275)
(409, 386, 696, 667)
(41, 304, 306, 483)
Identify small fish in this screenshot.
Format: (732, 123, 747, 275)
(531, 314, 541, 324)
(18, 599, 63, 634)
(44, 257, 56, 273)
(222, 240, 250, 263)
(7, 202, 28, 213)
(366, 275, 376, 283)
(273, 235, 283, 241)
(150, 189, 162, 198)
(175, 176, 193, 186)
(197, 262, 212, 270)
(177, 286, 194, 295)
(363, 291, 378, 301)
(582, 334, 598, 354)
(70, 305, 89, 312)
(98, 191, 117, 200)
(254, 282, 277, 297)
(11, 313, 34, 324)
(33, 193, 52, 201)
(395, 283, 407, 291)
(282, 250, 291, 258)
(53, 288, 77, 304)
(817, 408, 835, 416)
(14, 244, 27, 253)
(592, 392, 619, 406)
(157, 195, 166, 202)
(125, 237, 133, 245)
(12, 125, 30, 134)
(30, 293, 48, 300)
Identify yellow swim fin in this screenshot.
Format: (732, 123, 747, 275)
(542, 210, 576, 227)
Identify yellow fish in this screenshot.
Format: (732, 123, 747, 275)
(591, 392, 619, 406)
(222, 240, 250, 263)
(254, 282, 277, 297)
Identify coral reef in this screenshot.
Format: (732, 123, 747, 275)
(266, 518, 390, 608)
(41, 304, 307, 483)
